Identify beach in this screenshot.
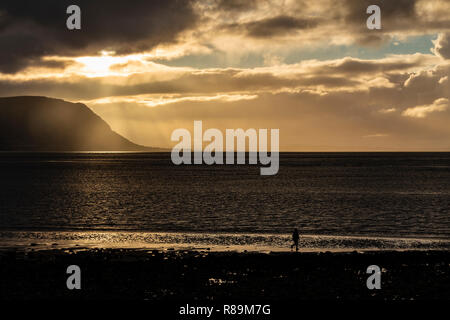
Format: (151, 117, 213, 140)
(1, 247, 449, 300)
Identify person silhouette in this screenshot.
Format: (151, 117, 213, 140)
(291, 228, 300, 251)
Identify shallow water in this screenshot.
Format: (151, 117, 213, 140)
(0, 152, 449, 245)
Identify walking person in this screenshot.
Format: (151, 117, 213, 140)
(291, 228, 300, 252)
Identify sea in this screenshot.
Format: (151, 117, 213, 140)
(0, 152, 449, 252)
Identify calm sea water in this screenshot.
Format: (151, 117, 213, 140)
(0, 152, 449, 250)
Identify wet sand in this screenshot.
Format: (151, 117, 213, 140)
(0, 248, 448, 300)
(1, 230, 449, 252)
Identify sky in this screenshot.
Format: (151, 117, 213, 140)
(0, 0, 449, 151)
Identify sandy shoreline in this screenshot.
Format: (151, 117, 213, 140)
(1, 230, 449, 253)
(0, 247, 448, 300)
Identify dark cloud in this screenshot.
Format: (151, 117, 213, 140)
(316, 56, 433, 75)
(433, 33, 450, 59)
(226, 15, 319, 38)
(216, 0, 259, 11)
(38, 59, 75, 69)
(216, 0, 450, 45)
(342, 0, 450, 45)
(344, 0, 418, 25)
(0, 0, 198, 73)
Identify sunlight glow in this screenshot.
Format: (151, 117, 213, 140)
(74, 54, 137, 77)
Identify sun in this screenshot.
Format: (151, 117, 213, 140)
(74, 54, 120, 77)
(73, 51, 144, 77)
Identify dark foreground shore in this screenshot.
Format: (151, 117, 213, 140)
(0, 249, 448, 300)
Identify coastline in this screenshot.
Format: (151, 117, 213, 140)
(1, 230, 449, 253)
